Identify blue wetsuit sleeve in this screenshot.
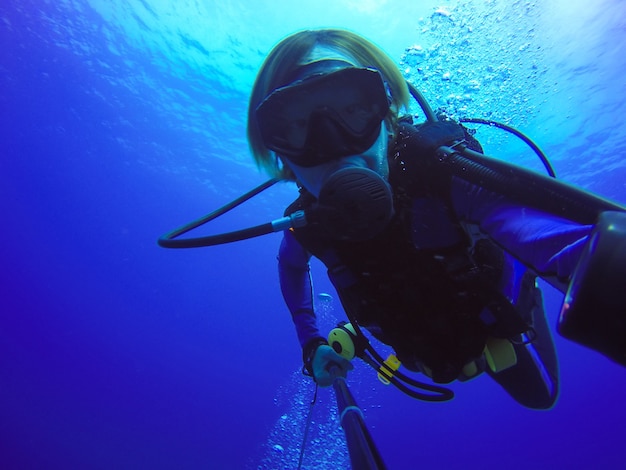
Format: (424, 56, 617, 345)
(277, 230, 324, 349)
(451, 178, 592, 284)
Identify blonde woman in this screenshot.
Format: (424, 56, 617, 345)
(248, 29, 592, 409)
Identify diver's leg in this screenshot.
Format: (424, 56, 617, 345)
(488, 275, 559, 409)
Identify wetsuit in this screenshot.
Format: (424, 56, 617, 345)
(278, 122, 591, 409)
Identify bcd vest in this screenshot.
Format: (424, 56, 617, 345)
(285, 121, 529, 383)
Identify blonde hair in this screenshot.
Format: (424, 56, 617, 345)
(247, 29, 410, 180)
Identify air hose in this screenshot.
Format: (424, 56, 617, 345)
(329, 321, 454, 402)
(158, 178, 305, 248)
(458, 118, 556, 177)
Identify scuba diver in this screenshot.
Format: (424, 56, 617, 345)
(160, 28, 626, 411)
(247, 28, 597, 411)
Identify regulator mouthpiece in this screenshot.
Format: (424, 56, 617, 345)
(316, 167, 394, 241)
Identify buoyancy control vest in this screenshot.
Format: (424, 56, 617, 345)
(285, 120, 530, 383)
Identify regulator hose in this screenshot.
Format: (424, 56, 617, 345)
(158, 178, 281, 248)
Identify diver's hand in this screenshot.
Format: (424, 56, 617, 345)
(312, 345, 354, 387)
(414, 120, 465, 153)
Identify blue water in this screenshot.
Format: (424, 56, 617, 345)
(2, 1, 625, 468)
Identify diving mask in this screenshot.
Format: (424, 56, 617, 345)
(255, 65, 390, 167)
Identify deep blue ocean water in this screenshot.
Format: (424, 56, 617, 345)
(2, 1, 625, 469)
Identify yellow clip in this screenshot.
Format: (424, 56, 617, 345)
(377, 354, 401, 385)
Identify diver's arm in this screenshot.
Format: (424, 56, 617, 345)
(277, 230, 325, 349)
(451, 177, 592, 290)
(278, 230, 354, 384)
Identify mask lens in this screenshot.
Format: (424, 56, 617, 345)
(256, 67, 389, 165)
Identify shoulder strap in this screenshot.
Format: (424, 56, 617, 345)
(389, 121, 453, 200)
